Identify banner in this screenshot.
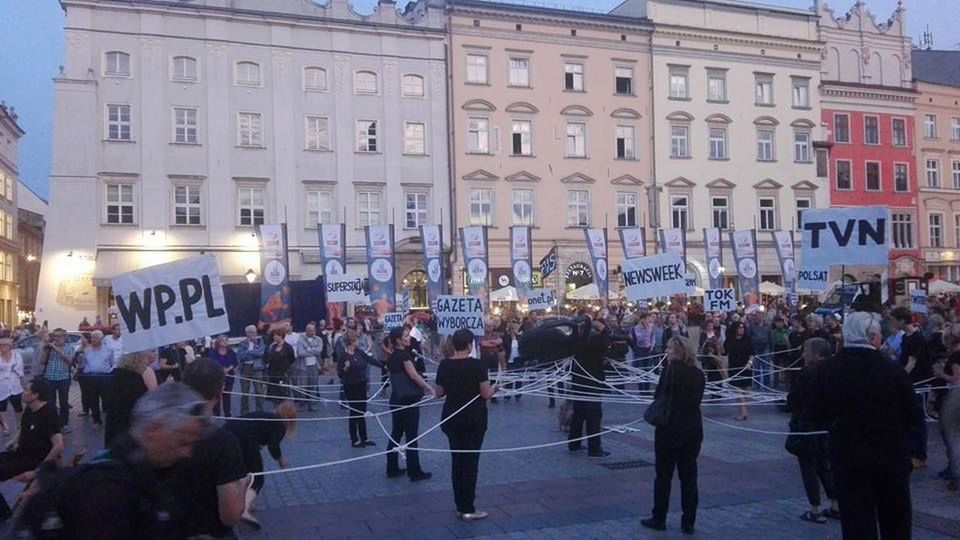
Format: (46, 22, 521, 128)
(659, 228, 687, 266)
(419, 224, 445, 310)
(801, 206, 890, 268)
(460, 226, 489, 305)
(325, 273, 366, 303)
(112, 254, 229, 353)
(911, 289, 928, 314)
(704, 228, 723, 289)
(435, 295, 484, 336)
(510, 226, 534, 305)
(584, 229, 609, 304)
(527, 288, 556, 311)
(365, 224, 396, 317)
(621, 252, 689, 301)
(797, 268, 829, 292)
(258, 224, 291, 328)
(383, 312, 405, 330)
(772, 230, 797, 293)
(704, 288, 735, 313)
(539, 246, 558, 280)
(618, 227, 646, 259)
(318, 223, 347, 322)
(729, 230, 760, 307)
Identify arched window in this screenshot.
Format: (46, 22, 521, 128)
(403, 270, 429, 310)
(354, 70, 378, 94)
(235, 61, 261, 86)
(401, 74, 425, 97)
(303, 66, 327, 91)
(171, 56, 198, 81)
(104, 51, 130, 76)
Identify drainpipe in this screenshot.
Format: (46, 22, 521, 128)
(444, 3, 459, 288)
(646, 28, 660, 246)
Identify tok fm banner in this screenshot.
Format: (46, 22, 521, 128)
(584, 228, 609, 304)
(510, 226, 533, 305)
(460, 226, 489, 306)
(659, 228, 687, 266)
(729, 229, 760, 307)
(365, 224, 397, 318)
(258, 224, 291, 329)
(618, 227, 646, 259)
(318, 223, 347, 320)
(703, 228, 723, 290)
(419, 224, 445, 310)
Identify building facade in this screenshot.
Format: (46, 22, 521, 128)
(37, 0, 451, 327)
(0, 103, 21, 328)
(17, 182, 46, 318)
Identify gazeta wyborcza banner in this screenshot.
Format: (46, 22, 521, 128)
(318, 223, 348, 319)
(729, 229, 760, 307)
(584, 228, 609, 304)
(419, 224, 445, 310)
(257, 224, 291, 328)
(659, 228, 687, 266)
(365, 224, 396, 318)
(460, 226, 489, 307)
(618, 227, 646, 259)
(797, 206, 890, 291)
(510, 226, 533, 305)
(704, 228, 723, 289)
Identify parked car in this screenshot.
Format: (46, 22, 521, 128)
(14, 331, 86, 376)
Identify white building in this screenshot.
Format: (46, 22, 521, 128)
(37, 0, 451, 327)
(0, 103, 22, 327)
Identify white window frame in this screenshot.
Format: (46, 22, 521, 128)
(403, 192, 428, 229)
(711, 196, 729, 230)
(668, 67, 688, 99)
(707, 70, 727, 102)
(356, 190, 383, 227)
(104, 50, 130, 77)
(670, 195, 689, 230)
(304, 115, 330, 151)
(173, 185, 202, 226)
(172, 107, 198, 144)
(927, 158, 941, 188)
(892, 212, 914, 249)
(758, 197, 777, 231)
(401, 74, 425, 97)
(104, 183, 135, 225)
(403, 122, 427, 155)
(303, 66, 328, 92)
(755, 74, 774, 105)
(305, 189, 334, 227)
(795, 197, 811, 230)
(953, 117, 960, 142)
(354, 70, 379, 95)
(793, 131, 810, 162)
(708, 127, 728, 160)
(836, 160, 852, 190)
(953, 161, 960, 190)
(925, 114, 938, 139)
(892, 117, 908, 147)
(235, 61, 261, 87)
(566, 190, 590, 227)
(511, 120, 533, 157)
(791, 77, 809, 108)
(237, 186, 266, 227)
(565, 122, 587, 158)
(237, 112, 263, 148)
(863, 115, 880, 145)
(467, 117, 490, 154)
(509, 57, 531, 88)
(670, 125, 689, 158)
(757, 129, 775, 161)
(930, 213, 944, 248)
(615, 66, 634, 96)
(466, 54, 489, 85)
(170, 55, 198, 82)
(865, 161, 882, 192)
(616, 191, 638, 228)
(564, 62, 584, 92)
(512, 189, 535, 226)
(106, 104, 132, 141)
(615, 125, 636, 160)
(469, 188, 493, 226)
(356, 119, 379, 153)
(834, 113, 850, 143)
(894, 162, 910, 193)
(954, 214, 960, 249)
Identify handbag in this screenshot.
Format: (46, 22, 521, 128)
(391, 372, 424, 403)
(784, 418, 810, 456)
(644, 365, 674, 428)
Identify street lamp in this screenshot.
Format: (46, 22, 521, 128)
(245, 269, 257, 284)
(25, 255, 36, 262)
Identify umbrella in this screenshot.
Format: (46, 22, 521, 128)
(565, 283, 620, 300)
(490, 286, 519, 302)
(929, 280, 960, 295)
(760, 281, 785, 295)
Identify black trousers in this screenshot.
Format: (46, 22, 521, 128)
(239, 441, 266, 493)
(78, 374, 92, 414)
(156, 368, 180, 384)
(79, 375, 107, 424)
(652, 437, 700, 528)
(445, 427, 485, 514)
(568, 400, 602, 452)
(344, 382, 369, 443)
(797, 437, 836, 507)
(832, 453, 912, 540)
(386, 404, 422, 476)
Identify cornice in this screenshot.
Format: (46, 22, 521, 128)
(653, 25, 822, 55)
(450, 4, 652, 34)
(453, 26, 652, 56)
(820, 84, 918, 105)
(651, 45, 820, 72)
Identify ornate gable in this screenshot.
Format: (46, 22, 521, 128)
(706, 178, 737, 189)
(611, 108, 641, 119)
(462, 99, 496, 112)
(611, 174, 643, 186)
(506, 171, 540, 183)
(505, 102, 539, 114)
(704, 113, 733, 124)
(665, 176, 696, 188)
(791, 180, 819, 191)
(754, 178, 784, 190)
(462, 169, 498, 182)
(560, 105, 593, 117)
(560, 172, 596, 184)
(666, 111, 694, 122)
(754, 116, 780, 126)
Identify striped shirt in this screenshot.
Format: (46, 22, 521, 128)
(42, 343, 76, 381)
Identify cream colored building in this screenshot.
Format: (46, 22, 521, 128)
(0, 103, 21, 327)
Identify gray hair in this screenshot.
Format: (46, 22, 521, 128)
(131, 382, 205, 437)
(929, 314, 945, 331)
(805, 314, 823, 327)
(842, 311, 882, 346)
(89, 330, 104, 340)
(802, 338, 832, 364)
(244, 325, 257, 334)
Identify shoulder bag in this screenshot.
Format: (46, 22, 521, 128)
(644, 365, 675, 428)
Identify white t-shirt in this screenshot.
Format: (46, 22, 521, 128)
(410, 325, 424, 343)
(285, 332, 300, 350)
(102, 335, 124, 360)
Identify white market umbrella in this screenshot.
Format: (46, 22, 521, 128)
(566, 283, 600, 300)
(490, 286, 519, 302)
(929, 280, 960, 295)
(760, 281, 785, 295)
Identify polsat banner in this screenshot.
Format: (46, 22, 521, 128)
(318, 223, 347, 320)
(618, 227, 646, 259)
(704, 227, 723, 289)
(584, 228, 609, 305)
(460, 226, 489, 307)
(659, 228, 687, 266)
(510, 226, 534, 305)
(419, 224, 445, 310)
(258, 224, 291, 328)
(729, 229, 760, 308)
(365, 224, 396, 318)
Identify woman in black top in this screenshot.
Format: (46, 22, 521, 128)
(641, 336, 705, 535)
(337, 331, 383, 448)
(724, 321, 754, 421)
(158, 341, 189, 383)
(104, 351, 156, 446)
(264, 329, 296, 402)
(385, 326, 434, 481)
(435, 329, 497, 521)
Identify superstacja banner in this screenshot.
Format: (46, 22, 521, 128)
(365, 224, 396, 317)
(258, 224, 291, 328)
(510, 226, 533, 305)
(420, 224, 445, 310)
(618, 227, 646, 259)
(659, 228, 687, 266)
(703, 228, 723, 290)
(584, 229, 609, 304)
(729, 229, 759, 307)
(460, 226, 489, 305)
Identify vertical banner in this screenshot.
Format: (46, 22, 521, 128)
(258, 224, 291, 329)
(460, 226, 490, 307)
(659, 228, 687, 266)
(419, 224, 445, 310)
(510, 226, 534, 305)
(584, 228, 610, 305)
(318, 223, 347, 321)
(729, 230, 760, 308)
(618, 227, 646, 259)
(772, 230, 797, 292)
(365, 224, 397, 318)
(704, 228, 724, 289)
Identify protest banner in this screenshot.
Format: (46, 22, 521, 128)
(511, 226, 534, 305)
(111, 254, 229, 353)
(801, 206, 890, 268)
(621, 252, 690, 301)
(539, 247, 558, 280)
(703, 228, 723, 289)
(911, 289, 928, 314)
(365, 224, 397, 317)
(797, 268, 830, 292)
(434, 295, 484, 336)
(704, 288, 735, 312)
(527, 288, 556, 311)
(258, 224, 291, 327)
(383, 312, 405, 329)
(325, 273, 366, 303)
(730, 230, 760, 307)
(420, 224, 445, 309)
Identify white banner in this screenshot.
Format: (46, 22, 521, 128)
(911, 289, 928, 314)
(435, 295, 484, 336)
(621, 252, 690, 301)
(325, 273, 367, 303)
(801, 206, 890, 268)
(383, 312, 405, 329)
(111, 254, 229, 353)
(797, 268, 830, 292)
(527, 288, 556, 311)
(319, 223, 346, 276)
(704, 288, 736, 312)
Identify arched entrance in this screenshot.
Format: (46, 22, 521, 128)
(402, 270, 428, 310)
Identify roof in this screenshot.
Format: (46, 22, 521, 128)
(912, 49, 960, 88)
(0, 102, 24, 138)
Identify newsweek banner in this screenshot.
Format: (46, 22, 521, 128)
(318, 223, 347, 320)
(365, 224, 396, 317)
(729, 230, 760, 307)
(258, 224, 291, 328)
(621, 252, 690, 301)
(659, 228, 687, 266)
(325, 273, 367, 303)
(704, 228, 724, 290)
(419, 224, 445, 310)
(584, 228, 609, 304)
(509, 226, 534, 305)
(772, 230, 797, 293)
(618, 227, 646, 259)
(460, 226, 489, 306)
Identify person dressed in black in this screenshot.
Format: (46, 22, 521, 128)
(104, 351, 157, 446)
(567, 316, 612, 458)
(724, 321, 754, 421)
(892, 306, 933, 469)
(813, 311, 922, 540)
(435, 329, 497, 521)
(337, 331, 382, 448)
(641, 336, 705, 535)
(158, 341, 189, 384)
(385, 326, 434, 481)
(264, 329, 296, 402)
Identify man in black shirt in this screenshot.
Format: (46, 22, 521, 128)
(892, 306, 932, 469)
(567, 317, 611, 458)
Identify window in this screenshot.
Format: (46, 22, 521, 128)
(354, 71, 378, 94)
(104, 51, 130, 76)
(401, 74, 424, 97)
(791, 77, 809, 108)
(892, 213, 913, 249)
(816, 149, 828, 177)
(758, 198, 776, 231)
(954, 161, 960, 190)
(709, 127, 727, 159)
(953, 118, 960, 141)
(511, 121, 532, 156)
(671, 126, 689, 158)
(669, 68, 688, 99)
(892, 118, 907, 146)
(866, 161, 881, 191)
(106, 104, 131, 141)
(615, 67, 633, 95)
(930, 214, 944, 248)
(711, 196, 729, 230)
(304, 67, 328, 91)
(793, 131, 810, 162)
(305, 116, 330, 151)
(864, 116, 879, 144)
(466, 117, 489, 154)
(357, 191, 382, 226)
(512, 189, 534, 225)
(927, 159, 941, 188)
(895, 163, 909, 192)
(755, 74, 773, 105)
(469, 188, 493, 225)
(796, 198, 811, 229)
(105, 184, 134, 224)
(616, 192, 638, 227)
(925, 115, 937, 138)
(172, 107, 198, 144)
(235, 61, 261, 86)
(466, 54, 488, 84)
(564, 63, 584, 91)
(356, 120, 378, 152)
(238, 187, 265, 226)
(757, 129, 775, 161)
(567, 190, 590, 227)
(834, 114, 850, 143)
(836, 160, 852, 190)
(404, 122, 426, 155)
(173, 185, 201, 226)
(565, 123, 586, 158)
(670, 196, 689, 230)
(955, 215, 960, 248)
(306, 190, 333, 226)
(171, 56, 197, 81)
(509, 58, 530, 87)
(404, 193, 428, 229)
(707, 70, 726, 101)
(237, 112, 263, 147)
(615, 125, 635, 159)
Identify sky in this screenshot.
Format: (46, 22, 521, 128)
(0, 0, 957, 199)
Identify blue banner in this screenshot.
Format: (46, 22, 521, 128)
(460, 226, 489, 307)
(318, 223, 347, 321)
(584, 228, 609, 304)
(618, 227, 646, 259)
(420, 224, 445, 311)
(510, 226, 534, 305)
(365, 224, 397, 318)
(659, 228, 687, 266)
(258, 223, 291, 329)
(729, 229, 760, 308)
(704, 227, 723, 289)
